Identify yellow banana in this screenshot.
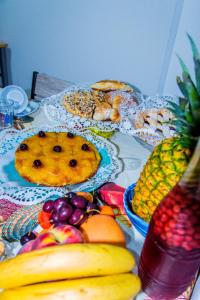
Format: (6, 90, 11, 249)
(0, 243, 135, 289)
(0, 273, 141, 300)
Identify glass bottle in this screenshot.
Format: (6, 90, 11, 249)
(138, 138, 200, 299)
(0, 99, 14, 130)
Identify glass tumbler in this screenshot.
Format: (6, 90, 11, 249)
(0, 99, 14, 130)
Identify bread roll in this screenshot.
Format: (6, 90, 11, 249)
(110, 109, 121, 122)
(93, 107, 113, 121)
(91, 80, 133, 92)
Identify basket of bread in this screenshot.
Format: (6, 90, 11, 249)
(43, 80, 141, 132)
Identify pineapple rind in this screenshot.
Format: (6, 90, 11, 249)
(132, 137, 191, 222)
(132, 36, 200, 223)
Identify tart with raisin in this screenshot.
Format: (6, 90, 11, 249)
(15, 131, 101, 186)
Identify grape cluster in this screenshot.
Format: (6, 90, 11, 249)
(43, 193, 100, 227)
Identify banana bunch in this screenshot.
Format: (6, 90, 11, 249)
(0, 243, 141, 300)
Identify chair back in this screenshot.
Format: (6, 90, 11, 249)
(30, 71, 74, 100)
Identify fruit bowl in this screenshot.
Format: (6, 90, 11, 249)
(123, 183, 149, 237)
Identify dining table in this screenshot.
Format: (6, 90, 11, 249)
(0, 94, 199, 300)
(22, 103, 149, 249)
(18, 102, 199, 300)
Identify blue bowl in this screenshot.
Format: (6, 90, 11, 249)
(123, 183, 149, 237)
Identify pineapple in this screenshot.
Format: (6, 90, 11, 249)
(132, 35, 200, 222)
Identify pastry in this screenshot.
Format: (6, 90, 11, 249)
(104, 93, 123, 109)
(110, 109, 120, 122)
(91, 80, 133, 92)
(63, 89, 122, 122)
(63, 90, 97, 119)
(63, 90, 108, 119)
(134, 108, 176, 138)
(93, 107, 113, 121)
(15, 131, 101, 186)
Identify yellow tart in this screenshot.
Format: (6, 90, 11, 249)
(15, 132, 101, 186)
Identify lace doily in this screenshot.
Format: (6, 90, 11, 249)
(0, 125, 122, 205)
(120, 95, 179, 149)
(42, 84, 142, 132)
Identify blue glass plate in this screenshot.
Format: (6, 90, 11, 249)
(123, 183, 149, 237)
(15, 101, 40, 118)
(0, 85, 28, 114)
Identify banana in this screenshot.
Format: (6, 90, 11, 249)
(0, 273, 141, 300)
(0, 243, 135, 289)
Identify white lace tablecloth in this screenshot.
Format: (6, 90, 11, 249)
(5, 104, 199, 300)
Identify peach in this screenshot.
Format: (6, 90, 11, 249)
(49, 225, 84, 244)
(31, 225, 84, 251)
(31, 232, 58, 250)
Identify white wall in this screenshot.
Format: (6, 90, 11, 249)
(164, 0, 200, 96)
(0, 0, 183, 95)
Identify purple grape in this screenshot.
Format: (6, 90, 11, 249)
(58, 204, 73, 222)
(20, 231, 37, 246)
(68, 209, 85, 226)
(65, 192, 76, 200)
(71, 196, 87, 209)
(50, 211, 60, 224)
(53, 222, 67, 227)
(53, 197, 68, 212)
(86, 202, 100, 215)
(43, 200, 54, 213)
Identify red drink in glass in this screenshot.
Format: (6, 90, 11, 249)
(139, 140, 200, 299)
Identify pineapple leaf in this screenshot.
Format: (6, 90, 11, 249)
(179, 136, 196, 149)
(170, 119, 188, 128)
(179, 97, 188, 109)
(194, 59, 200, 95)
(177, 55, 190, 76)
(187, 34, 200, 94)
(187, 33, 200, 59)
(176, 77, 189, 99)
(167, 100, 184, 117)
(167, 100, 183, 111)
(175, 36, 200, 144)
(177, 52, 200, 118)
(182, 73, 200, 120)
(170, 119, 195, 137)
(168, 107, 180, 117)
(185, 103, 194, 124)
